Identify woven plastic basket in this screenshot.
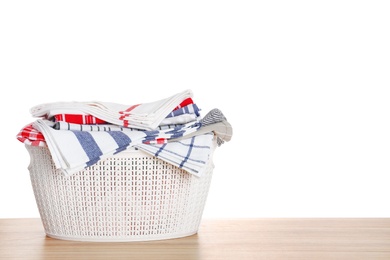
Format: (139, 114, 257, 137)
(26, 140, 216, 242)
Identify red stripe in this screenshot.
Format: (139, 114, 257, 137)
(122, 104, 140, 113)
(156, 138, 166, 144)
(54, 114, 106, 124)
(173, 98, 193, 110)
(143, 138, 166, 145)
(94, 118, 106, 124)
(54, 114, 63, 121)
(21, 132, 44, 140)
(119, 104, 140, 120)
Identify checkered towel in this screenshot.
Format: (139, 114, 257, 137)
(137, 133, 215, 177)
(16, 124, 46, 147)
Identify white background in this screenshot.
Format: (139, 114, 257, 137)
(1, 1, 390, 218)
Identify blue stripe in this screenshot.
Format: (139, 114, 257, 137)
(164, 104, 200, 118)
(193, 103, 200, 116)
(179, 136, 195, 168)
(72, 131, 103, 167)
(155, 143, 167, 157)
(107, 131, 132, 154)
(143, 130, 159, 142)
(155, 144, 208, 164)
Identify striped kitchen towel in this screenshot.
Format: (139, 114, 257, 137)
(31, 119, 205, 176)
(136, 133, 215, 177)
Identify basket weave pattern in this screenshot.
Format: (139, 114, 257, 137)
(26, 145, 214, 242)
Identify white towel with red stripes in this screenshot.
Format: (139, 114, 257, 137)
(30, 89, 196, 130)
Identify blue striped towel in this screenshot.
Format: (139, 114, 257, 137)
(33, 119, 214, 177)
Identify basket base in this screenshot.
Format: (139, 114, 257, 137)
(44, 230, 199, 242)
(27, 143, 216, 243)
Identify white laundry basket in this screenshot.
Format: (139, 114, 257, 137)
(26, 139, 216, 242)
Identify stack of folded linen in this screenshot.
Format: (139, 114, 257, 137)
(29, 89, 198, 130)
(17, 89, 232, 177)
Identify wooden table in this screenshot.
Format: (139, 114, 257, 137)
(1, 218, 390, 259)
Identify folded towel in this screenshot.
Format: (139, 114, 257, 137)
(171, 119, 232, 146)
(50, 103, 200, 126)
(30, 89, 195, 130)
(168, 108, 232, 146)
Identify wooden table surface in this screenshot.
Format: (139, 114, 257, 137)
(1, 218, 390, 260)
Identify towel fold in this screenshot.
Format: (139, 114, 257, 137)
(30, 89, 195, 130)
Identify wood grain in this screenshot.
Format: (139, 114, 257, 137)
(1, 218, 390, 259)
